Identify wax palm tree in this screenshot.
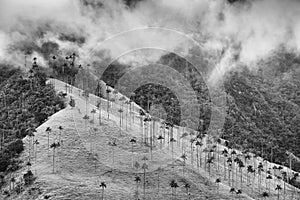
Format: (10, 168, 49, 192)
(195, 140, 202, 170)
(96, 100, 102, 125)
(190, 138, 195, 165)
(281, 171, 287, 200)
(118, 108, 124, 127)
(34, 139, 39, 163)
(143, 118, 148, 144)
(91, 109, 96, 123)
(124, 100, 130, 130)
(157, 135, 164, 149)
(83, 90, 89, 115)
(258, 162, 264, 192)
(106, 88, 111, 119)
(275, 184, 282, 200)
(272, 165, 278, 176)
(216, 138, 222, 171)
(180, 132, 189, 154)
(91, 153, 98, 172)
(161, 122, 167, 144)
(238, 160, 245, 189)
(119, 96, 126, 127)
(227, 157, 233, 186)
(83, 114, 90, 130)
(207, 157, 214, 178)
(50, 142, 60, 173)
(99, 182, 106, 200)
(231, 152, 238, 187)
(151, 117, 159, 146)
(108, 139, 117, 169)
(170, 138, 176, 166)
(184, 183, 191, 200)
(130, 138, 136, 168)
(216, 178, 221, 195)
(266, 174, 272, 193)
(170, 179, 179, 200)
(141, 163, 148, 199)
(128, 99, 133, 128)
(247, 165, 254, 186)
(27, 131, 35, 162)
(222, 149, 228, 179)
(135, 176, 141, 199)
(291, 173, 299, 199)
(181, 153, 187, 176)
(58, 126, 63, 143)
(203, 147, 210, 171)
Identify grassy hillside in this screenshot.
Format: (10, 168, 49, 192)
(1, 79, 257, 200)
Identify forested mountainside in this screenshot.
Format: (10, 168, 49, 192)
(99, 51, 300, 175)
(223, 68, 300, 173)
(0, 63, 65, 181)
(223, 50, 300, 173)
(0, 64, 21, 84)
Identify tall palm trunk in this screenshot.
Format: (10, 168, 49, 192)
(240, 168, 243, 189)
(228, 167, 231, 186)
(131, 143, 134, 168)
(99, 100, 102, 125)
(196, 146, 199, 171)
(283, 180, 286, 200)
(52, 148, 56, 173)
(137, 183, 139, 198)
(107, 93, 110, 119)
(125, 104, 128, 130)
(224, 159, 226, 179)
(143, 168, 146, 199)
(190, 143, 193, 165)
(35, 144, 38, 163)
(28, 138, 31, 162)
(174, 188, 177, 200)
(199, 149, 202, 168)
(157, 172, 160, 194)
(112, 146, 115, 168)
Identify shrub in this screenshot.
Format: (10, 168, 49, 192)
(23, 170, 34, 185)
(0, 153, 10, 172)
(7, 139, 24, 155)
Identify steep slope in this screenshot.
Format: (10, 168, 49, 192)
(223, 69, 300, 174)
(0, 79, 262, 200)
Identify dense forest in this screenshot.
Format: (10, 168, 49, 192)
(0, 63, 65, 190)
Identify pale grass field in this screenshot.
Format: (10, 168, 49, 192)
(3, 79, 299, 200)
